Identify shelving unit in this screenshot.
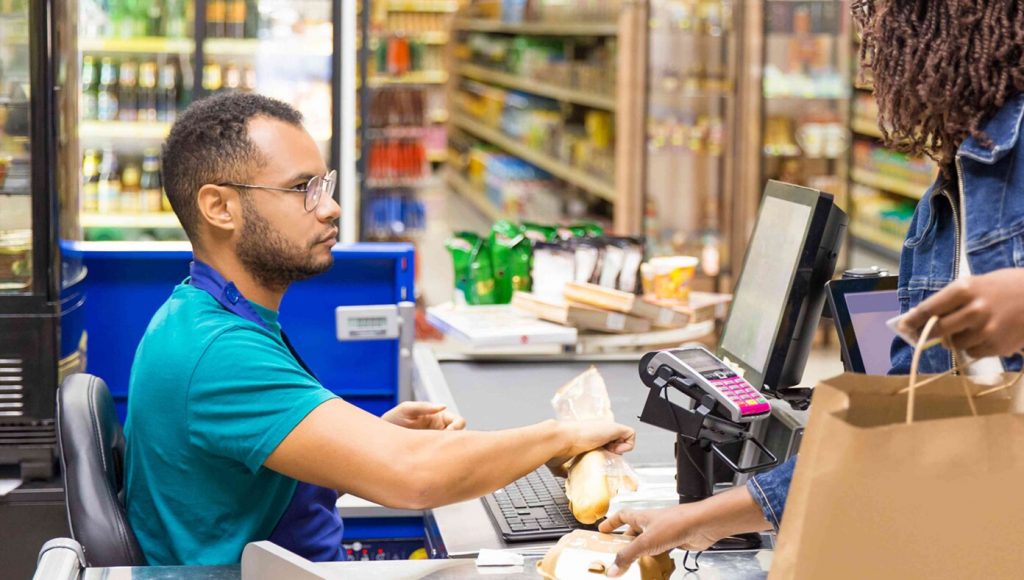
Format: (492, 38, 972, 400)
(79, 121, 171, 140)
(849, 167, 925, 200)
(451, 114, 616, 202)
(456, 63, 616, 111)
(445, 3, 644, 233)
(80, 212, 181, 229)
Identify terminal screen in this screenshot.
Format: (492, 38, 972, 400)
(845, 289, 899, 374)
(720, 195, 813, 381)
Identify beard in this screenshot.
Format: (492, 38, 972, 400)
(236, 197, 334, 292)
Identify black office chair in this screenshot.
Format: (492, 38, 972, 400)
(56, 373, 146, 567)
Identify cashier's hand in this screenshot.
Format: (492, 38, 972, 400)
(382, 402, 466, 431)
(545, 421, 635, 476)
(898, 268, 1024, 358)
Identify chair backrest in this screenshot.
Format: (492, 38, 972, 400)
(56, 373, 146, 567)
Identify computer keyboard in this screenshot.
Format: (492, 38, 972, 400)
(482, 468, 596, 542)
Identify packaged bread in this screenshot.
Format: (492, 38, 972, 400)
(566, 449, 638, 524)
(552, 367, 639, 524)
(537, 530, 674, 580)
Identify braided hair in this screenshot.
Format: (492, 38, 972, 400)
(853, 0, 1024, 170)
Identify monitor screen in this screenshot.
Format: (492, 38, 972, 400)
(840, 287, 899, 374)
(719, 195, 813, 382)
(677, 348, 724, 374)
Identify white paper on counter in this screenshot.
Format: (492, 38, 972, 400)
(0, 479, 22, 497)
(554, 548, 641, 580)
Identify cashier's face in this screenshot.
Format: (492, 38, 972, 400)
(234, 117, 340, 291)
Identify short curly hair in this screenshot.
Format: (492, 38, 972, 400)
(162, 93, 303, 243)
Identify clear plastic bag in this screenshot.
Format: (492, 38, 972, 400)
(552, 367, 639, 523)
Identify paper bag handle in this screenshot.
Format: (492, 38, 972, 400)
(904, 315, 1024, 424)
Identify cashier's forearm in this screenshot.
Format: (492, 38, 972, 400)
(398, 419, 570, 507)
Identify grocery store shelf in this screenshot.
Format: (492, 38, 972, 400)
(851, 118, 883, 139)
(850, 168, 927, 199)
(367, 71, 449, 86)
(444, 169, 506, 222)
(452, 114, 617, 203)
(427, 149, 447, 163)
(457, 63, 616, 112)
(387, 0, 459, 12)
(81, 212, 181, 229)
(80, 121, 171, 140)
(453, 19, 619, 36)
(80, 37, 194, 54)
(205, 38, 332, 57)
(850, 222, 904, 261)
(366, 31, 450, 45)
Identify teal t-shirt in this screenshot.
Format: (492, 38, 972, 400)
(124, 284, 337, 565)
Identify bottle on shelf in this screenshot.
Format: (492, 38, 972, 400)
(244, 0, 260, 39)
(241, 65, 256, 93)
(138, 61, 159, 122)
(225, 0, 246, 39)
(164, 0, 188, 38)
(97, 148, 122, 214)
(97, 58, 120, 122)
(81, 149, 101, 213)
(81, 55, 99, 121)
(146, 0, 164, 37)
(202, 61, 223, 93)
(223, 61, 241, 92)
(121, 158, 143, 214)
(207, 0, 226, 38)
(140, 149, 163, 213)
(118, 59, 139, 122)
(158, 60, 179, 122)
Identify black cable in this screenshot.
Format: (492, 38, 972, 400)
(682, 550, 703, 573)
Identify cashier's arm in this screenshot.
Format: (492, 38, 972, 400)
(264, 398, 635, 510)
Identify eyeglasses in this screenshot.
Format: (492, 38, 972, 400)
(219, 169, 337, 212)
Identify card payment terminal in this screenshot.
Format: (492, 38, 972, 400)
(653, 346, 771, 423)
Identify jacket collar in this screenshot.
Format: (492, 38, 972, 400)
(959, 93, 1024, 164)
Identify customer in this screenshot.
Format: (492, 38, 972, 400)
(601, 0, 1024, 574)
(124, 93, 635, 566)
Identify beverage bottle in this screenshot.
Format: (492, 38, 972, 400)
(120, 158, 142, 214)
(117, 59, 139, 121)
(81, 55, 100, 121)
(207, 0, 225, 38)
(222, 61, 241, 92)
(81, 149, 100, 213)
(241, 64, 256, 93)
(140, 149, 163, 213)
(97, 58, 120, 121)
(97, 148, 122, 214)
(244, 0, 259, 38)
(202, 61, 223, 93)
(164, 0, 187, 38)
(110, 0, 133, 38)
(225, 0, 245, 38)
(157, 61, 179, 122)
(137, 61, 159, 122)
(146, 0, 164, 37)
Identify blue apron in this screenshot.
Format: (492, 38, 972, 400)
(189, 260, 345, 562)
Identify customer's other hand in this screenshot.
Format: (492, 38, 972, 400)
(382, 401, 466, 431)
(899, 268, 1024, 358)
(597, 504, 718, 576)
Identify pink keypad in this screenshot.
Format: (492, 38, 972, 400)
(711, 377, 770, 416)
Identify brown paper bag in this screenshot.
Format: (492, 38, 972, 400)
(771, 321, 1024, 579)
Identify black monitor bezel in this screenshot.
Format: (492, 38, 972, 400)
(717, 180, 836, 392)
(825, 275, 899, 374)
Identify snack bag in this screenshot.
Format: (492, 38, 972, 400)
(552, 367, 639, 524)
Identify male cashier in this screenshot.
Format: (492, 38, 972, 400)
(124, 93, 635, 565)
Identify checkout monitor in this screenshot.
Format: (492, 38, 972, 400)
(718, 180, 848, 394)
(825, 275, 900, 374)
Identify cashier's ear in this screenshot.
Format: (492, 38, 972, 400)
(196, 184, 241, 236)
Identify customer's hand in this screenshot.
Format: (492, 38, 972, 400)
(899, 268, 1024, 358)
(545, 420, 635, 476)
(597, 485, 770, 577)
(382, 402, 466, 431)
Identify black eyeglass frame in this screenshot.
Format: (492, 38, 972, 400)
(218, 169, 337, 212)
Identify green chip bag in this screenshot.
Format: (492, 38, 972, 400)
(446, 232, 480, 304)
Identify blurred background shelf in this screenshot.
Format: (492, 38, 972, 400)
(850, 168, 926, 199)
(443, 169, 505, 222)
(452, 114, 616, 202)
(80, 37, 194, 54)
(452, 19, 618, 36)
(80, 121, 171, 140)
(81, 212, 181, 229)
(456, 63, 616, 111)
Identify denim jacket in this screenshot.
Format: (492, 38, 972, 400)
(746, 94, 1024, 529)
